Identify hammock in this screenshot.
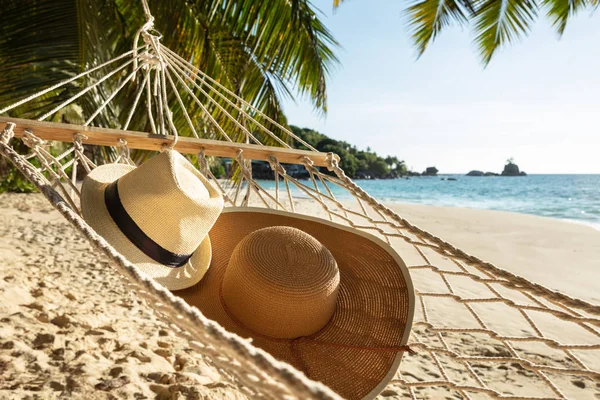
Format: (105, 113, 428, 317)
(1, 4, 599, 399)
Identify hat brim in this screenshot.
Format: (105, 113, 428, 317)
(174, 207, 415, 400)
(81, 163, 211, 291)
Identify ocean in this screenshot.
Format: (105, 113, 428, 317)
(257, 174, 600, 230)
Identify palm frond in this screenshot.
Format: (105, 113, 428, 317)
(542, 0, 588, 34)
(406, 0, 471, 56)
(0, 0, 339, 149)
(0, 0, 80, 117)
(212, 0, 340, 113)
(473, 0, 538, 65)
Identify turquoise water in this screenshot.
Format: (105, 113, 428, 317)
(257, 175, 600, 230)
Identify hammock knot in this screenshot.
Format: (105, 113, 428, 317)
(236, 150, 253, 178)
(73, 133, 87, 152)
(132, 0, 159, 81)
(22, 129, 45, 149)
(116, 138, 133, 165)
(235, 149, 244, 163)
(300, 156, 315, 168)
(139, 51, 162, 71)
(142, 28, 161, 43)
(140, 0, 155, 28)
(267, 155, 286, 175)
(301, 156, 321, 176)
(161, 135, 177, 151)
(198, 148, 209, 177)
(325, 153, 343, 174)
(0, 122, 16, 145)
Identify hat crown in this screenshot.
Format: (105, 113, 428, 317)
(117, 150, 223, 255)
(222, 226, 340, 339)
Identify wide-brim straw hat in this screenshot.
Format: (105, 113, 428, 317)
(81, 150, 223, 290)
(175, 207, 415, 399)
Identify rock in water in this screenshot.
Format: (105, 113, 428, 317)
(466, 170, 484, 176)
(422, 167, 439, 176)
(502, 162, 525, 176)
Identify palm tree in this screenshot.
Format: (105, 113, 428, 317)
(335, 0, 597, 64)
(0, 0, 339, 134)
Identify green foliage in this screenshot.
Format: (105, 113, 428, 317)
(473, 0, 537, 64)
(385, 156, 408, 174)
(0, 167, 37, 193)
(0, 139, 79, 194)
(290, 126, 409, 179)
(0, 0, 339, 136)
(210, 163, 227, 179)
(543, 0, 589, 35)
(406, 0, 470, 56)
(0, 139, 39, 193)
(0, 0, 340, 191)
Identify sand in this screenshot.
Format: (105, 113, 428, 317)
(1, 192, 599, 399)
(0, 194, 247, 400)
(386, 203, 600, 304)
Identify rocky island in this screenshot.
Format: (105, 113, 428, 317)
(422, 167, 439, 176)
(467, 159, 526, 177)
(466, 171, 499, 177)
(501, 160, 527, 176)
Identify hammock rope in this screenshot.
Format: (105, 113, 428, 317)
(1, 5, 599, 398)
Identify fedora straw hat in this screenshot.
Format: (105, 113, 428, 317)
(175, 207, 415, 399)
(80, 150, 223, 290)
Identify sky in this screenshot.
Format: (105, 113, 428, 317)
(281, 0, 600, 174)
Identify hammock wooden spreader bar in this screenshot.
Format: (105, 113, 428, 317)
(0, 117, 336, 167)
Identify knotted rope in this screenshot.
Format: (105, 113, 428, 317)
(0, 122, 15, 144)
(132, 0, 157, 78)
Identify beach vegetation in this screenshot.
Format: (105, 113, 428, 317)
(0, 166, 37, 193)
(210, 160, 227, 180)
(291, 126, 409, 179)
(0, 0, 340, 192)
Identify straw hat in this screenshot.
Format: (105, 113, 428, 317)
(80, 150, 223, 290)
(175, 208, 415, 399)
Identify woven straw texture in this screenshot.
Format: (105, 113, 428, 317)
(81, 150, 223, 290)
(175, 209, 414, 400)
(222, 225, 341, 339)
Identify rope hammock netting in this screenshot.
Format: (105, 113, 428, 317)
(1, 3, 599, 399)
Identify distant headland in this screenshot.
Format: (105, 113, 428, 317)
(212, 126, 414, 180)
(213, 127, 528, 180)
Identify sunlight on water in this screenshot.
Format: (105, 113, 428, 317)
(257, 175, 600, 230)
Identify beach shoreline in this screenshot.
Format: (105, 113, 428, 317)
(254, 173, 600, 230)
(384, 197, 600, 233)
(384, 198, 600, 233)
(382, 201, 600, 303)
(283, 190, 600, 232)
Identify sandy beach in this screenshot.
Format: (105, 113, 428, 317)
(386, 202, 600, 304)
(1, 192, 599, 399)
